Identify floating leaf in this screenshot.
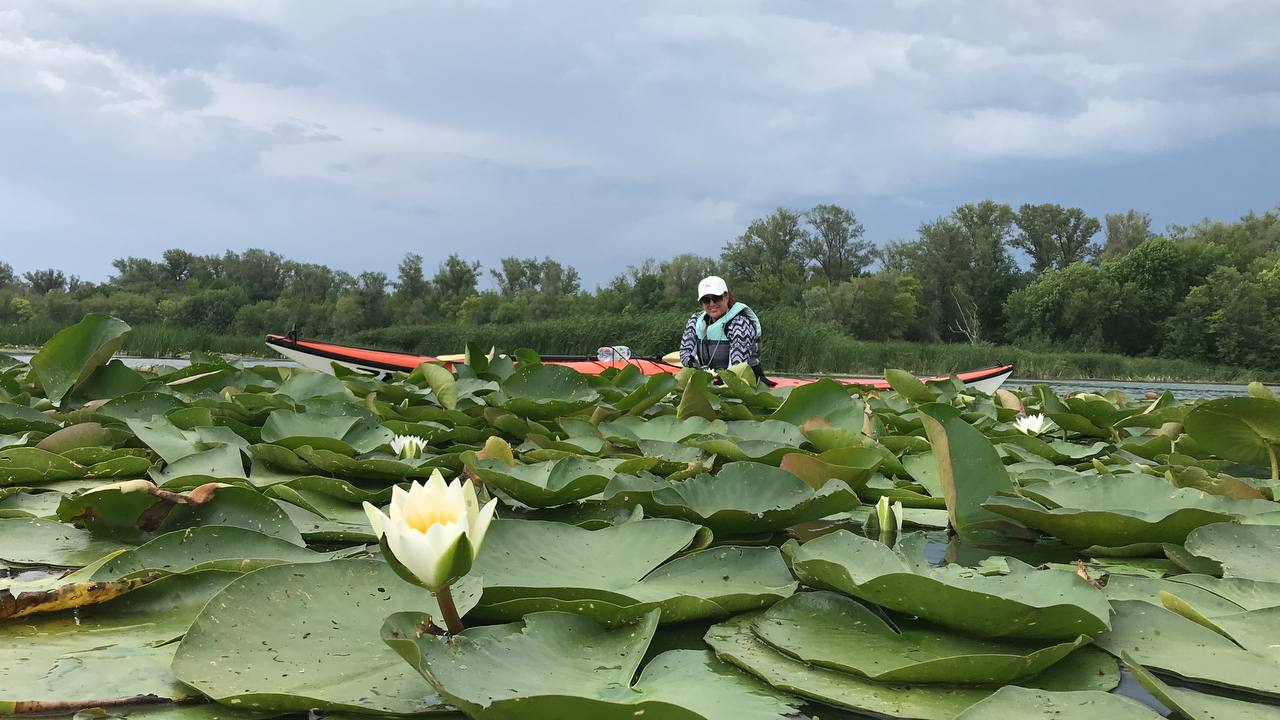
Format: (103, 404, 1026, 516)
(917, 403, 1017, 539)
(752, 591, 1090, 684)
(470, 518, 795, 624)
(603, 462, 859, 535)
(0, 571, 236, 714)
(784, 531, 1110, 639)
(30, 314, 131, 406)
(172, 560, 479, 714)
(384, 609, 798, 720)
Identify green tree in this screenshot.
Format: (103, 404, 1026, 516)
(490, 257, 579, 297)
(1012, 204, 1102, 273)
(908, 201, 1017, 342)
(1100, 237, 1192, 355)
(824, 273, 920, 340)
(1004, 263, 1118, 349)
(0, 261, 16, 288)
(721, 208, 808, 283)
(799, 204, 873, 283)
(432, 254, 481, 301)
(23, 269, 66, 294)
(222, 249, 287, 302)
(657, 254, 718, 307)
(393, 253, 432, 319)
(1101, 210, 1154, 260)
(1164, 266, 1278, 367)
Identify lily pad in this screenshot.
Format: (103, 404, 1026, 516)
(0, 402, 60, 434)
(30, 313, 131, 406)
(0, 570, 237, 713)
(752, 591, 1090, 684)
(470, 518, 795, 624)
(149, 444, 247, 489)
(603, 462, 859, 535)
(259, 411, 393, 455)
(1183, 522, 1280, 582)
(984, 474, 1275, 548)
(0, 447, 85, 486)
(1094, 600, 1280, 700)
(705, 612, 1119, 720)
(89, 526, 339, 581)
(493, 364, 600, 419)
(1184, 397, 1280, 475)
(171, 559, 480, 714)
(470, 456, 616, 508)
(952, 687, 1161, 719)
(0, 517, 131, 567)
(383, 609, 798, 720)
(783, 531, 1111, 639)
(1123, 653, 1280, 720)
(917, 403, 1017, 540)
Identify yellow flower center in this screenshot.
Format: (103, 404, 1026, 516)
(403, 505, 462, 534)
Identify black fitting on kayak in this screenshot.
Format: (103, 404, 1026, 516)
(287, 323, 299, 345)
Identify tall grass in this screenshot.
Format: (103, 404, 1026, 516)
(4, 316, 1277, 383)
(0, 323, 269, 358)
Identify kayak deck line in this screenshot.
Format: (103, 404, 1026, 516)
(264, 334, 1014, 394)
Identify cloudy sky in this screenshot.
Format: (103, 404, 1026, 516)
(2, 1, 1278, 289)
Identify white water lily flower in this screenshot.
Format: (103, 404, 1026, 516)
(389, 434, 427, 460)
(1013, 413, 1050, 436)
(874, 497, 905, 542)
(363, 470, 496, 592)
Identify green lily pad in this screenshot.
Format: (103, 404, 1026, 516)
(1184, 397, 1280, 474)
(260, 411, 393, 455)
(171, 560, 480, 714)
(149, 444, 247, 489)
(470, 518, 795, 624)
(30, 314, 131, 406)
(0, 402, 60, 434)
(125, 415, 203, 463)
(1102, 574, 1247, 616)
(383, 609, 798, 720)
(603, 462, 859, 535)
(1123, 653, 1280, 720)
(917, 403, 1017, 540)
(494, 364, 600, 419)
(1165, 574, 1280, 610)
(783, 531, 1111, 639)
(471, 456, 616, 508)
(273, 371, 354, 401)
(779, 449, 880, 492)
(1094, 600, 1280, 700)
(770, 379, 860, 426)
(89, 526, 339, 581)
(984, 474, 1275, 548)
(952, 687, 1161, 719)
(705, 612, 1119, 720)
(0, 570, 237, 714)
(0, 489, 62, 518)
(752, 591, 1090, 684)
(35, 422, 125, 453)
(292, 445, 443, 480)
(1183, 523, 1280, 582)
(0, 447, 85, 486)
(0, 517, 131, 567)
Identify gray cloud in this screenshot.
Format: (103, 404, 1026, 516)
(0, 0, 1277, 288)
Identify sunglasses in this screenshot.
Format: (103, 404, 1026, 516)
(700, 293, 725, 305)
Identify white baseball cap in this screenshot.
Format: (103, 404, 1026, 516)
(696, 275, 728, 300)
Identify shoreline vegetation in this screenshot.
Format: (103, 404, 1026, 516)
(2, 318, 1277, 385)
(2, 202, 1277, 386)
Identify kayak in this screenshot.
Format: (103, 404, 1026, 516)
(264, 334, 1015, 395)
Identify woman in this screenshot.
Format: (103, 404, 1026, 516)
(678, 275, 769, 383)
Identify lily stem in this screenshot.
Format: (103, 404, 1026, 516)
(1268, 443, 1278, 482)
(435, 584, 465, 636)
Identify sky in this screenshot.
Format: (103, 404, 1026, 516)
(2, 0, 1279, 290)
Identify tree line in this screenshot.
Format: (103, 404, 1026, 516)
(1, 202, 1278, 369)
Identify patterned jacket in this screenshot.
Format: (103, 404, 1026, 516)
(679, 309, 761, 368)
